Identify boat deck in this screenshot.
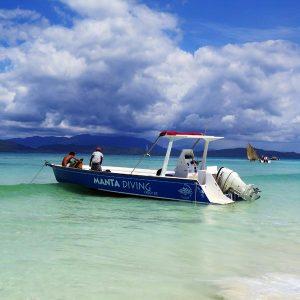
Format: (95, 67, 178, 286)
(87, 165, 158, 176)
(56, 164, 219, 180)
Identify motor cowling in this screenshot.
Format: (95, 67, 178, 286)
(216, 167, 260, 201)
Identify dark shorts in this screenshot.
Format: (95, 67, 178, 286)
(91, 163, 102, 171)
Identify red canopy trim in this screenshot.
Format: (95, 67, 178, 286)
(159, 130, 204, 137)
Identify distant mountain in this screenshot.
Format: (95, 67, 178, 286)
(0, 140, 33, 152)
(2, 135, 300, 159)
(9, 134, 155, 149)
(3, 134, 168, 155)
(35, 144, 167, 155)
(9, 136, 70, 148)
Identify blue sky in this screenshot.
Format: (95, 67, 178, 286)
(144, 0, 300, 49)
(0, 0, 300, 151)
(3, 0, 300, 49)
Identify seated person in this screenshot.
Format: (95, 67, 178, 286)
(71, 158, 84, 169)
(89, 147, 103, 171)
(62, 152, 81, 168)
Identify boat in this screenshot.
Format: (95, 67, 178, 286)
(261, 156, 271, 164)
(270, 156, 279, 161)
(145, 145, 151, 157)
(247, 144, 270, 163)
(246, 144, 260, 161)
(46, 131, 260, 205)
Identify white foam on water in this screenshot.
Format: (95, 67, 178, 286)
(215, 273, 300, 300)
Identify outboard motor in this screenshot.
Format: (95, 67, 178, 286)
(216, 167, 260, 201)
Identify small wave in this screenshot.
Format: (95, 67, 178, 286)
(244, 173, 300, 182)
(0, 182, 96, 198)
(0, 182, 58, 195)
(215, 273, 300, 299)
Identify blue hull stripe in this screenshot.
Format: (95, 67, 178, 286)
(51, 166, 210, 203)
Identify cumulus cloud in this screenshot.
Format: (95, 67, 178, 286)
(0, 8, 41, 21)
(61, 0, 130, 18)
(0, 1, 300, 148)
(0, 8, 48, 46)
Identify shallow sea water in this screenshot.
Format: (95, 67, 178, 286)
(0, 153, 299, 299)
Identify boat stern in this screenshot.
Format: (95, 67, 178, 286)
(197, 166, 260, 204)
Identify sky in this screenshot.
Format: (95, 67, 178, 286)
(0, 0, 300, 151)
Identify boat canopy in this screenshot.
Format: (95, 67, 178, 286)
(159, 130, 223, 142)
(131, 130, 223, 175)
(159, 130, 204, 137)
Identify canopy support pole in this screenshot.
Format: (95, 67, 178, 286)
(201, 140, 209, 171)
(161, 139, 173, 176)
(192, 138, 201, 149)
(130, 135, 160, 174)
(199, 140, 210, 184)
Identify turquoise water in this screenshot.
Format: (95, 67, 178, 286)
(0, 153, 299, 299)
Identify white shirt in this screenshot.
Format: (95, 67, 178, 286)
(91, 151, 103, 164)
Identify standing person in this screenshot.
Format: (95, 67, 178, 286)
(62, 151, 79, 167)
(90, 147, 103, 171)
